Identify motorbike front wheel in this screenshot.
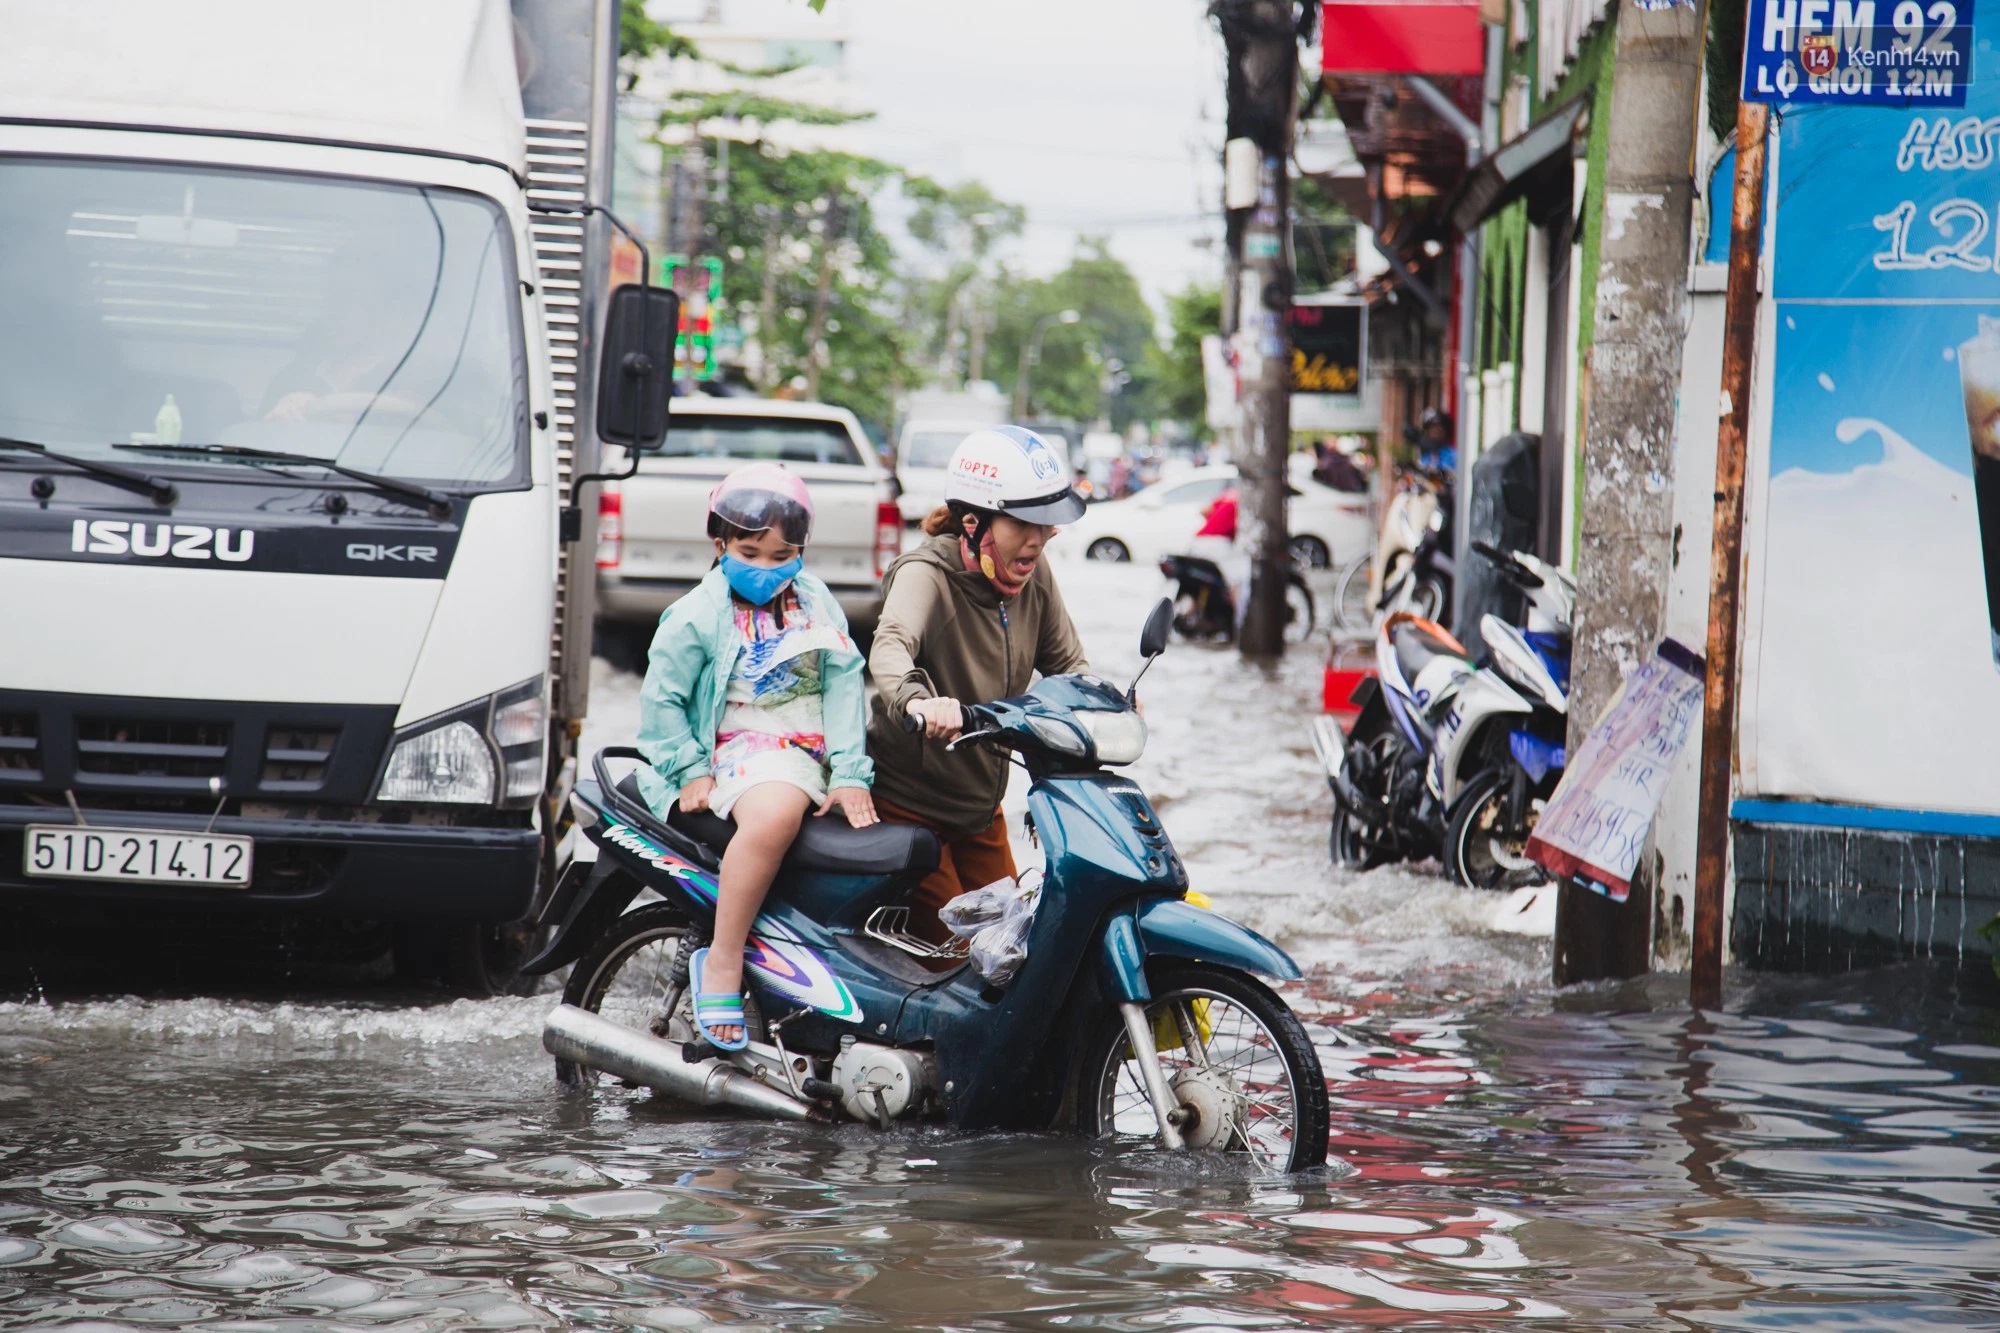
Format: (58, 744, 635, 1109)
(1444, 768, 1550, 891)
(1078, 963, 1330, 1173)
(555, 901, 765, 1087)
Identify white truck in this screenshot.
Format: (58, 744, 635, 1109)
(0, 0, 665, 992)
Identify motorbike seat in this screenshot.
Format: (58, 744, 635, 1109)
(612, 773, 939, 878)
(1393, 620, 1471, 686)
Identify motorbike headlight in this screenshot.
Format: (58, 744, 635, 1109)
(1077, 708, 1147, 765)
(374, 677, 546, 805)
(1026, 714, 1089, 756)
(376, 720, 496, 804)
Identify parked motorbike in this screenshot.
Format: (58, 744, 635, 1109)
(1317, 611, 1477, 868)
(525, 599, 1330, 1172)
(1157, 553, 1315, 644)
(1441, 543, 1575, 889)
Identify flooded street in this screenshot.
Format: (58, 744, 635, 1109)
(4, 565, 1998, 1329)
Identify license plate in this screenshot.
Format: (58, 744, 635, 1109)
(24, 825, 253, 887)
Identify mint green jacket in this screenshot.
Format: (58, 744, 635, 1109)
(635, 567, 873, 817)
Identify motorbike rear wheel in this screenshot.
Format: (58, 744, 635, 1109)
(1077, 963, 1329, 1173)
(555, 902, 766, 1087)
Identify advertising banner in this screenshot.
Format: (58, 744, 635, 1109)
(1742, 0, 1974, 106)
(1287, 303, 1364, 397)
(1742, 41, 2000, 814)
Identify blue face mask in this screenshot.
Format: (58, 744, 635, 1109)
(720, 553, 802, 605)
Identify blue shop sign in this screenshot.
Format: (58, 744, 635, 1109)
(1742, 0, 1974, 106)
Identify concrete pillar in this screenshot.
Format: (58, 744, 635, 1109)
(1554, 0, 1708, 985)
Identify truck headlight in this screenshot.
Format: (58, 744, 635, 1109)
(376, 720, 496, 804)
(1077, 708, 1147, 765)
(374, 677, 546, 805)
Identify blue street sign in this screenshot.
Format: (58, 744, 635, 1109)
(1742, 0, 1974, 106)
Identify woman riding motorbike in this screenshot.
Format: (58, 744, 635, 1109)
(867, 427, 1090, 938)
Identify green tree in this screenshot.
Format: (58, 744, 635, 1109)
(701, 142, 910, 430)
(902, 180, 1027, 383)
(986, 238, 1161, 429)
(1143, 282, 1222, 435)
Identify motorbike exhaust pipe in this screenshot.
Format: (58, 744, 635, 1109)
(1332, 764, 1389, 827)
(542, 1003, 817, 1121)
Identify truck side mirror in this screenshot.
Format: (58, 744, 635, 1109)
(595, 284, 681, 450)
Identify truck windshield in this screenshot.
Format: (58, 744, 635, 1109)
(0, 159, 526, 488)
(900, 430, 963, 470)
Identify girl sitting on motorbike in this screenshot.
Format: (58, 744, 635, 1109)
(867, 427, 1090, 939)
(634, 463, 876, 1049)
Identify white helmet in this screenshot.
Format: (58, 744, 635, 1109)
(942, 426, 1085, 526)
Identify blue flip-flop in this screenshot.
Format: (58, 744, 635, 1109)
(687, 946, 750, 1052)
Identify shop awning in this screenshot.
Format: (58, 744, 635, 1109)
(1321, 1, 1484, 75)
(1446, 95, 1589, 236)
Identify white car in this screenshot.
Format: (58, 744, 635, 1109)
(1055, 461, 1373, 570)
(596, 398, 902, 658)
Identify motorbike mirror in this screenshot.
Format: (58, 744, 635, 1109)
(1129, 597, 1172, 701)
(1139, 598, 1172, 659)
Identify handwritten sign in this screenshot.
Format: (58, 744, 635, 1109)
(1526, 640, 1706, 902)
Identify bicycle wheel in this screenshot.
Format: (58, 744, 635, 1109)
(1078, 963, 1329, 1173)
(1283, 578, 1316, 644)
(1333, 555, 1382, 634)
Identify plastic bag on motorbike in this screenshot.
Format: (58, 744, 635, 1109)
(939, 871, 1041, 985)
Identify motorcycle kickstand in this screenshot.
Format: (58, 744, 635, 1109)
(1118, 1002, 1187, 1151)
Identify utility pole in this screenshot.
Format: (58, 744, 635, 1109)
(802, 195, 844, 400)
(1213, 0, 1302, 656)
(756, 205, 782, 393)
(1554, 0, 1707, 985)
(1691, 98, 1768, 1011)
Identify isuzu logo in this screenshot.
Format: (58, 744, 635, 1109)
(346, 543, 438, 563)
(70, 520, 253, 562)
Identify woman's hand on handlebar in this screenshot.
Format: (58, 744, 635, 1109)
(677, 776, 716, 813)
(906, 697, 965, 741)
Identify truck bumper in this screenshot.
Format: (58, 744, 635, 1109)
(0, 807, 540, 923)
(596, 574, 880, 634)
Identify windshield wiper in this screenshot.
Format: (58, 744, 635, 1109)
(113, 443, 453, 517)
(0, 437, 177, 505)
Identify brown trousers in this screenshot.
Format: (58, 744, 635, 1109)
(875, 797, 1017, 940)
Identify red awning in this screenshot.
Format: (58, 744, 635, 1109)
(1321, 1, 1484, 76)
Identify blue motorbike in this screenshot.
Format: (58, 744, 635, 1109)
(525, 600, 1329, 1172)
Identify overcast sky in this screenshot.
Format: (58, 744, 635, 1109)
(654, 0, 1228, 307)
(842, 0, 1225, 305)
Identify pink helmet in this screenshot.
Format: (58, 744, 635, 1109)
(706, 462, 815, 546)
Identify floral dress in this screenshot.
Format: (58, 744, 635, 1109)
(706, 594, 853, 819)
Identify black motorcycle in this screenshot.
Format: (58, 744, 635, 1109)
(1158, 554, 1315, 644)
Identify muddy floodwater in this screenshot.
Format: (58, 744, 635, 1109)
(3, 565, 1997, 1330)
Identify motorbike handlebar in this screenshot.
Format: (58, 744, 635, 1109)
(1471, 540, 1543, 589)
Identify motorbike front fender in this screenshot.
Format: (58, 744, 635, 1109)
(1135, 898, 1303, 982)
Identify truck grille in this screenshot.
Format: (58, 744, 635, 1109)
(0, 692, 396, 806)
(260, 727, 339, 794)
(76, 718, 230, 789)
(0, 713, 39, 779)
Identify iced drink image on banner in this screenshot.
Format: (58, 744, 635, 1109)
(1961, 316, 2000, 668)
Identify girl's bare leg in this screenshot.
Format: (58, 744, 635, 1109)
(705, 782, 811, 1044)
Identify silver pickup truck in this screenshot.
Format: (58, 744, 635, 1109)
(594, 397, 902, 661)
